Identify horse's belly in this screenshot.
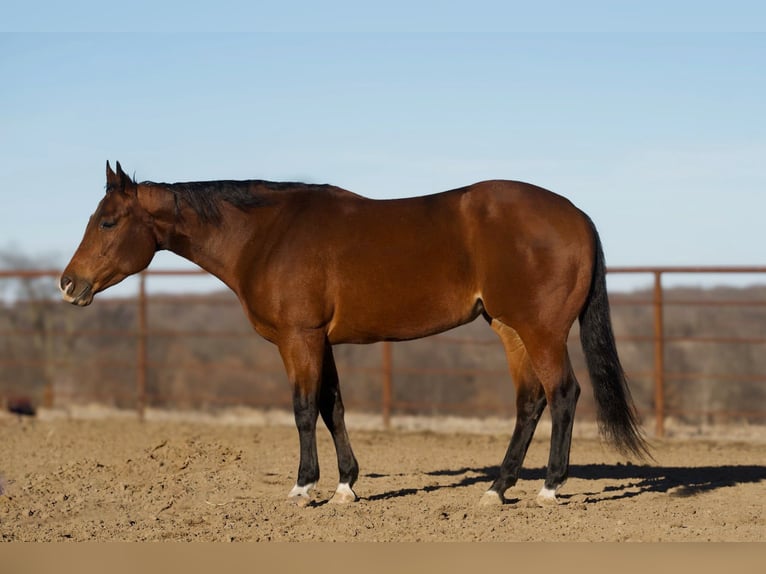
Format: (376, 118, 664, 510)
(327, 288, 482, 344)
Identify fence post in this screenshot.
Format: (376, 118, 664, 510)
(382, 341, 392, 430)
(137, 273, 148, 421)
(652, 270, 665, 437)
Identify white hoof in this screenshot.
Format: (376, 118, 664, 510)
(479, 490, 505, 506)
(536, 486, 560, 506)
(329, 483, 358, 504)
(287, 483, 315, 507)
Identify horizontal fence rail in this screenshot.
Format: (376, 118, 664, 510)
(1, 266, 765, 436)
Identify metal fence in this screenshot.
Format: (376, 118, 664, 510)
(1, 266, 765, 436)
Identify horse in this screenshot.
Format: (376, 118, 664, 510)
(61, 161, 648, 507)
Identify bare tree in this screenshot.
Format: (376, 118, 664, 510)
(0, 249, 63, 408)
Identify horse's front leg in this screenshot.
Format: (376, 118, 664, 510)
(319, 344, 359, 503)
(278, 328, 325, 507)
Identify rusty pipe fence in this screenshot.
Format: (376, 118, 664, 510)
(1, 266, 765, 436)
(607, 266, 766, 436)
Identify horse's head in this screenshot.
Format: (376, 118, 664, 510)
(60, 161, 158, 306)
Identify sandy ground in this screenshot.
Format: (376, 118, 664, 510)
(1, 409, 765, 542)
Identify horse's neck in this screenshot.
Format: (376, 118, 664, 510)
(164, 214, 246, 291)
(140, 186, 252, 292)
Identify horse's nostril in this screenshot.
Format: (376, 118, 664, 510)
(60, 275, 74, 295)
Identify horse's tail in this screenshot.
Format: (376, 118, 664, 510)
(579, 218, 651, 460)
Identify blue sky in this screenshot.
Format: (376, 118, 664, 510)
(2, 8, 765, 293)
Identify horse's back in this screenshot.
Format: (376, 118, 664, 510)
(314, 180, 595, 343)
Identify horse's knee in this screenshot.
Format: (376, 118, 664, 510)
(293, 392, 318, 432)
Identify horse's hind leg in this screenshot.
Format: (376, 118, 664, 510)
(481, 321, 548, 505)
(319, 345, 359, 503)
(482, 320, 580, 506)
(536, 350, 580, 505)
(521, 328, 581, 505)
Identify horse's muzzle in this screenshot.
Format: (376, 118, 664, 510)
(59, 274, 94, 306)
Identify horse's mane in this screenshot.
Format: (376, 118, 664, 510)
(137, 179, 332, 225)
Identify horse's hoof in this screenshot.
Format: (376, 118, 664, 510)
(479, 490, 505, 506)
(329, 483, 358, 504)
(536, 487, 560, 507)
(287, 483, 315, 507)
(288, 494, 312, 507)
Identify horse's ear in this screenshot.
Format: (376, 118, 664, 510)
(114, 161, 137, 194)
(105, 161, 135, 194)
(106, 161, 118, 188)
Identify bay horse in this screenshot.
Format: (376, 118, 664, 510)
(61, 161, 648, 507)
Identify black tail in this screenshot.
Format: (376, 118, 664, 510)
(579, 220, 651, 460)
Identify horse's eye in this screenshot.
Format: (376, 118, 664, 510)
(99, 220, 117, 230)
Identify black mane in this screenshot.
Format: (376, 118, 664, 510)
(140, 179, 332, 224)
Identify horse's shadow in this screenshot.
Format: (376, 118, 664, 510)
(363, 463, 766, 504)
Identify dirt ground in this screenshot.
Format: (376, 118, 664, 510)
(1, 409, 764, 542)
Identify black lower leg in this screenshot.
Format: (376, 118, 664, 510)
(489, 389, 547, 496)
(544, 377, 580, 491)
(293, 390, 320, 487)
(319, 347, 359, 486)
